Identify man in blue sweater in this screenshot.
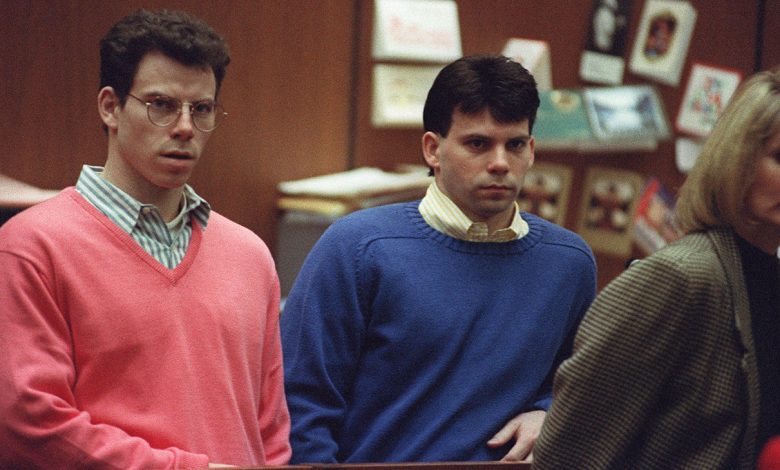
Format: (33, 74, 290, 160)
(281, 54, 596, 464)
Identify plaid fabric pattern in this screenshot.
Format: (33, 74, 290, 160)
(534, 228, 760, 470)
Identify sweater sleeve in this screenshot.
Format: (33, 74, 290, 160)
(258, 271, 292, 465)
(281, 223, 367, 463)
(0, 251, 209, 469)
(529, 244, 596, 413)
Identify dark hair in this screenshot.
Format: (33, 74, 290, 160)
(423, 54, 540, 137)
(99, 9, 230, 103)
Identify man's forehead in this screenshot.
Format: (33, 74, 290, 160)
(450, 109, 530, 134)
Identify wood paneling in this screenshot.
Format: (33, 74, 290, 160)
(762, 0, 780, 69)
(0, 0, 354, 249)
(0, 0, 767, 288)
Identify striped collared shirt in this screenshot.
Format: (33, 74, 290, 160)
(418, 181, 528, 242)
(75, 165, 210, 269)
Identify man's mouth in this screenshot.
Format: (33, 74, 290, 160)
(482, 184, 512, 191)
(161, 152, 193, 160)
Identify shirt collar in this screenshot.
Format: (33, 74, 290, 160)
(418, 181, 528, 242)
(75, 165, 210, 232)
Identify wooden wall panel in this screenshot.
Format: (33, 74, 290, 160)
(762, 0, 780, 69)
(0, 0, 767, 288)
(0, 0, 354, 250)
(352, 0, 760, 289)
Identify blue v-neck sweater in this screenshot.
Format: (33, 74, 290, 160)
(282, 201, 596, 463)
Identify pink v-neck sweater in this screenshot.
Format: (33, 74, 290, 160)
(0, 188, 290, 468)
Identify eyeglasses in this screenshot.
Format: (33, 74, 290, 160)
(126, 93, 227, 132)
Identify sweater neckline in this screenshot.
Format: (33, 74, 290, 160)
(67, 187, 201, 283)
(403, 200, 544, 255)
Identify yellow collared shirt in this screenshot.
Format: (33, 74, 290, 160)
(418, 181, 528, 242)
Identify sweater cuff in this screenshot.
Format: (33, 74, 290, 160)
(529, 396, 553, 411)
(174, 450, 210, 469)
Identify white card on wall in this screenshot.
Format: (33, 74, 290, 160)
(502, 38, 552, 91)
(372, 0, 462, 62)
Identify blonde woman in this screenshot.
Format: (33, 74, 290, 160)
(534, 65, 780, 469)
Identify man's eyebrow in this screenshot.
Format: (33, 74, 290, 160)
(137, 92, 216, 102)
(460, 133, 491, 140)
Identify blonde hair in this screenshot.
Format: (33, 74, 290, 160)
(675, 65, 780, 233)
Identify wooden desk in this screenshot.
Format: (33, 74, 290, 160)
(316, 463, 531, 469)
(240, 463, 531, 470)
(0, 173, 60, 208)
(0, 173, 60, 226)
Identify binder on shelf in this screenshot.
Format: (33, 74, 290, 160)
(633, 177, 682, 255)
(582, 84, 669, 143)
(532, 86, 666, 152)
(533, 89, 593, 150)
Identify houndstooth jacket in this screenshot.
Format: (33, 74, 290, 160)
(533, 227, 760, 470)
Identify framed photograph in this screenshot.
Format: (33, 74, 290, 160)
(577, 166, 645, 257)
(579, 0, 633, 85)
(583, 85, 669, 142)
(628, 0, 697, 86)
(517, 162, 573, 226)
(372, 0, 462, 62)
(675, 62, 742, 137)
(371, 64, 442, 128)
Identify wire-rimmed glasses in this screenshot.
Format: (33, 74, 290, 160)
(126, 93, 227, 132)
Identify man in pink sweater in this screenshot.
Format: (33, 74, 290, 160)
(0, 9, 290, 469)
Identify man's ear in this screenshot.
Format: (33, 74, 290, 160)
(422, 131, 441, 171)
(97, 87, 120, 131)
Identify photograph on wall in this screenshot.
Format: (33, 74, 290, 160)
(628, 0, 697, 86)
(676, 62, 742, 137)
(577, 166, 644, 257)
(633, 177, 682, 255)
(583, 85, 669, 142)
(517, 162, 573, 226)
(579, 0, 633, 85)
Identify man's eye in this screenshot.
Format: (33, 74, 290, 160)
(193, 102, 215, 114)
(150, 98, 178, 112)
(468, 139, 487, 149)
(508, 140, 525, 151)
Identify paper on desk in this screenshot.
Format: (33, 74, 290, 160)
(0, 174, 61, 207)
(278, 167, 431, 198)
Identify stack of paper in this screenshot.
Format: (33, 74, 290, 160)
(277, 166, 432, 217)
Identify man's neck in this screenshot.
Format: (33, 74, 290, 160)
(99, 167, 184, 222)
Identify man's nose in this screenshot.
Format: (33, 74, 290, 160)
(170, 104, 195, 139)
(487, 148, 510, 173)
